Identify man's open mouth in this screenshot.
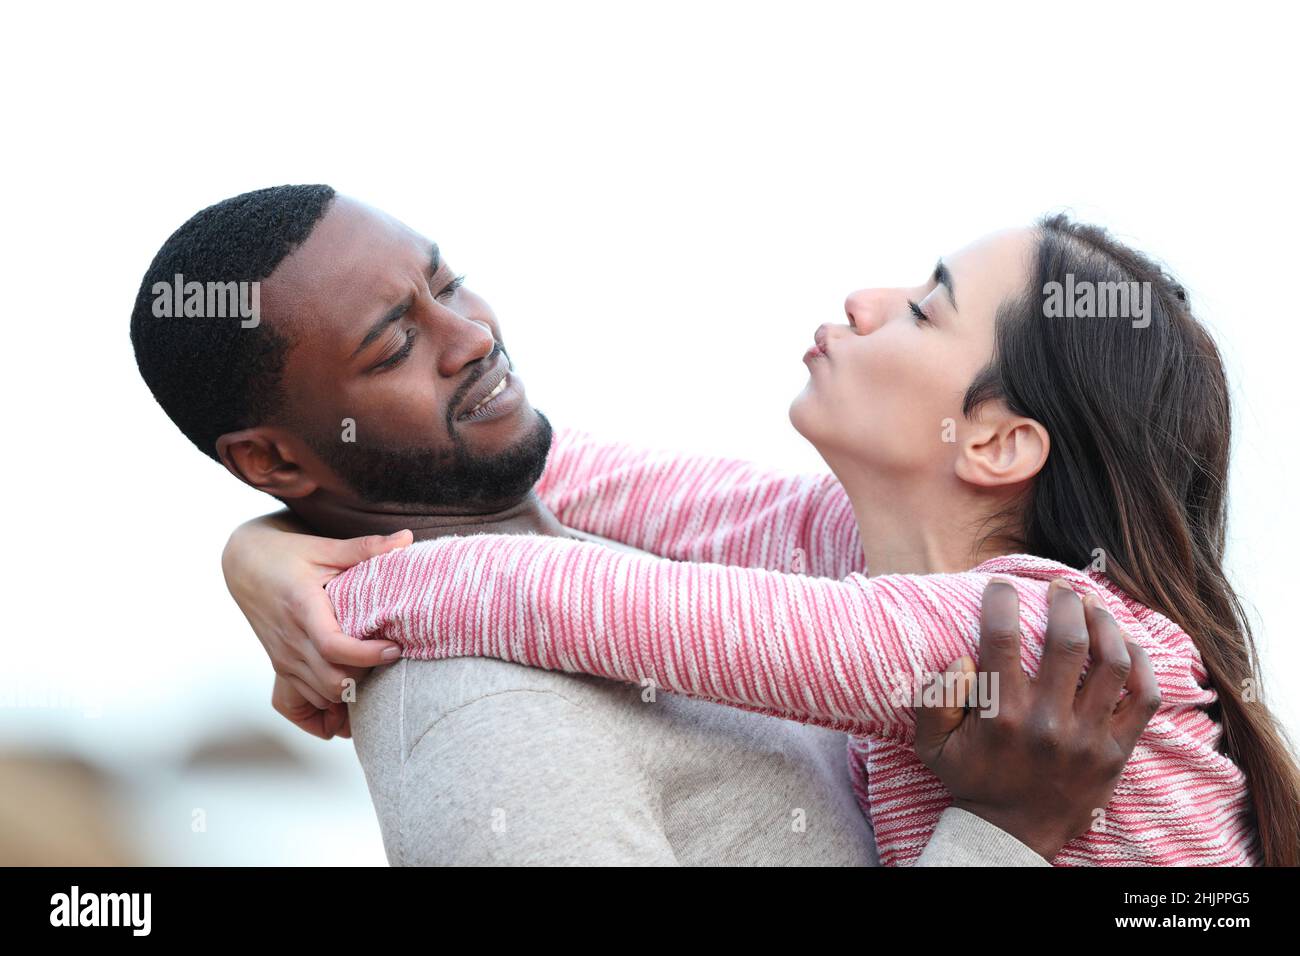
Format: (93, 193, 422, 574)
(455, 358, 513, 421)
(469, 374, 509, 414)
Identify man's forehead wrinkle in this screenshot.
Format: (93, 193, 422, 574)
(296, 196, 432, 274)
(293, 239, 402, 318)
(259, 254, 348, 333)
(256, 200, 438, 343)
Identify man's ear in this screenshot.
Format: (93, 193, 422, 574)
(953, 410, 1050, 489)
(215, 428, 319, 499)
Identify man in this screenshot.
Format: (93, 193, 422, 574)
(133, 185, 1155, 865)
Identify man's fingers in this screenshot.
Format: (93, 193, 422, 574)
(978, 579, 1027, 698)
(1036, 580, 1090, 709)
(1112, 641, 1161, 752)
(322, 529, 413, 571)
(1075, 596, 1130, 723)
(913, 656, 976, 767)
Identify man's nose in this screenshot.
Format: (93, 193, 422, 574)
(434, 313, 497, 378)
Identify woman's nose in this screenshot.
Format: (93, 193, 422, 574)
(844, 288, 878, 332)
(844, 287, 903, 333)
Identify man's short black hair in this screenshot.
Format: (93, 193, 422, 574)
(130, 184, 336, 461)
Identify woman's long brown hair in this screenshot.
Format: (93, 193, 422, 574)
(964, 214, 1300, 865)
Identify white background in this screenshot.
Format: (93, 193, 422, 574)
(3, 1, 1297, 864)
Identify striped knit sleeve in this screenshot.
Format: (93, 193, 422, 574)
(535, 429, 864, 579)
(327, 532, 1002, 738)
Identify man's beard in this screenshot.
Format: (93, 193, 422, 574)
(309, 410, 554, 511)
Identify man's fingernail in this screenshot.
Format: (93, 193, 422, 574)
(382, 646, 400, 662)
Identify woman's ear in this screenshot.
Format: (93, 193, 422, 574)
(215, 428, 319, 499)
(954, 412, 1050, 489)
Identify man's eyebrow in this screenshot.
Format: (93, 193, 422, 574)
(934, 259, 957, 311)
(351, 244, 442, 359)
(352, 298, 410, 359)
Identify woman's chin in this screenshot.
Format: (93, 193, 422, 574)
(788, 388, 813, 434)
(788, 390, 828, 449)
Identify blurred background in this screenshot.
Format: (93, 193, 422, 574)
(2, 0, 1296, 864)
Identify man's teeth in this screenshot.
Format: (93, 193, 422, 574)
(470, 375, 508, 413)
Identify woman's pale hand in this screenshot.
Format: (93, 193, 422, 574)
(272, 674, 352, 740)
(222, 513, 412, 726)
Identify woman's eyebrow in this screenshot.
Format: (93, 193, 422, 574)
(934, 259, 957, 311)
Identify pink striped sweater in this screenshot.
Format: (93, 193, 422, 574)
(327, 429, 1257, 866)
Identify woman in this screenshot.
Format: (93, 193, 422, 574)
(228, 215, 1300, 865)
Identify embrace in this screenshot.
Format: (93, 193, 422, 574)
(130, 185, 1300, 866)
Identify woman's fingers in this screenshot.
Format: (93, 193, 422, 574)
(1075, 596, 1130, 723)
(272, 676, 334, 739)
(307, 599, 400, 667)
(319, 629, 401, 668)
(228, 517, 406, 739)
(282, 557, 401, 694)
(274, 672, 354, 741)
(283, 670, 332, 710)
(321, 702, 352, 740)
(319, 529, 413, 572)
(297, 581, 399, 677)
(297, 652, 353, 704)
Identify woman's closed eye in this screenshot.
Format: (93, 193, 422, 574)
(908, 300, 930, 324)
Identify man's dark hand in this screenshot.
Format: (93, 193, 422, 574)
(914, 578, 1161, 862)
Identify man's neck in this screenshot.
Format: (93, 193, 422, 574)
(293, 489, 571, 542)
